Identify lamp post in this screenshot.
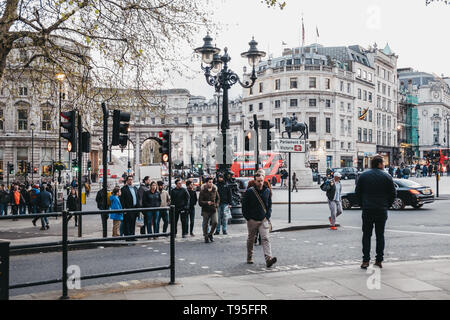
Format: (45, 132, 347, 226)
(56, 72, 65, 183)
(30, 122, 35, 184)
(195, 34, 265, 224)
(195, 34, 265, 175)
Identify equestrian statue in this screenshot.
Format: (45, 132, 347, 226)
(282, 114, 309, 140)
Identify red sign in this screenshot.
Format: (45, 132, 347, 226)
(294, 145, 302, 152)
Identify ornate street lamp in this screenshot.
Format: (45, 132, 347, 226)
(56, 72, 65, 183)
(195, 34, 265, 223)
(30, 122, 36, 183)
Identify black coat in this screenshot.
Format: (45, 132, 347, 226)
(216, 181, 232, 205)
(96, 189, 107, 210)
(142, 190, 161, 208)
(242, 186, 272, 221)
(170, 187, 190, 210)
(355, 168, 397, 211)
(67, 194, 80, 211)
(187, 189, 197, 209)
(120, 185, 139, 209)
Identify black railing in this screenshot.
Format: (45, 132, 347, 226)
(0, 206, 176, 300)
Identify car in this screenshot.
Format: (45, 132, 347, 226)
(331, 167, 358, 180)
(341, 178, 435, 210)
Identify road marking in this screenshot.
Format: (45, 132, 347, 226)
(349, 246, 355, 249)
(304, 241, 310, 243)
(119, 282, 130, 287)
(291, 239, 297, 241)
(214, 271, 223, 274)
(431, 255, 450, 259)
(178, 258, 185, 261)
(410, 253, 418, 257)
(189, 262, 196, 265)
(318, 243, 323, 246)
(322, 262, 336, 266)
(344, 226, 450, 237)
(98, 246, 104, 249)
(141, 245, 147, 247)
(130, 280, 140, 284)
(201, 266, 209, 269)
(153, 250, 159, 252)
(161, 253, 167, 255)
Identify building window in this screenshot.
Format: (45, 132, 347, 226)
(347, 83, 351, 94)
(42, 110, 52, 131)
(151, 118, 155, 125)
(382, 132, 386, 146)
(377, 82, 380, 93)
(358, 128, 362, 141)
(363, 128, 368, 142)
(275, 118, 281, 132)
(377, 131, 381, 145)
(325, 78, 330, 89)
(275, 100, 281, 108)
(0, 108, 3, 130)
(275, 79, 281, 90)
(382, 84, 386, 95)
(161, 118, 165, 124)
(348, 120, 352, 134)
(309, 99, 316, 107)
(340, 102, 344, 111)
(290, 99, 298, 107)
(259, 103, 263, 111)
(206, 116, 211, 124)
(433, 121, 440, 144)
(326, 141, 331, 149)
(249, 104, 253, 112)
(17, 147, 28, 174)
(363, 90, 367, 101)
(340, 119, 345, 136)
(249, 87, 253, 95)
(309, 117, 316, 133)
(368, 73, 372, 82)
(358, 89, 362, 99)
(325, 117, 331, 133)
(363, 70, 367, 80)
(388, 133, 391, 146)
(341, 142, 344, 149)
(377, 96, 381, 108)
(19, 87, 28, 96)
(290, 78, 297, 89)
(368, 92, 372, 102)
(326, 99, 331, 108)
(387, 116, 391, 130)
(369, 110, 373, 122)
(310, 141, 317, 149)
(174, 117, 179, 124)
(188, 117, 192, 125)
(340, 81, 344, 92)
(347, 103, 351, 112)
(357, 69, 361, 77)
(348, 142, 352, 150)
(369, 129, 373, 143)
(196, 117, 201, 123)
(358, 107, 362, 118)
(259, 82, 263, 93)
(309, 77, 316, 88)
(18, 109, 28, 130)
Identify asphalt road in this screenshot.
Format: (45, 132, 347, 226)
(8, 199, 450, 297)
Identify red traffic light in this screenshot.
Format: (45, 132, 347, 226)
(159, 131, 163, 138)
(162, 154, 169, 162)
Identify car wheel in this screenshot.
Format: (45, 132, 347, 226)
(392, 198, 405, 210)
(412, 204, 423, 209)
(342, 198, 351, 210)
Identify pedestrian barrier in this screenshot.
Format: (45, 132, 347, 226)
(0, 206, 176, 300)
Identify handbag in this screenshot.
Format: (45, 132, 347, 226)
(136, 214, 145, 228)
(224, 205, 232, 220)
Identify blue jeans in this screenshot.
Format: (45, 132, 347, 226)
(216, 203, 229, 233)
(158, 210, 169, 233)
(41, 207, 50, 227)
(19, 204, 27, 215)
(145, 211, 160, 234)
(0, 203, 6, 216)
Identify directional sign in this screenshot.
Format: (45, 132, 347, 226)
(275, 139, 306, 153)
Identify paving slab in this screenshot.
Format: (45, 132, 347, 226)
(332, 278, 413, 300)
(383, 278, 442, 292)
(297, 279, 359, 297)
(166, 283, 216, 297)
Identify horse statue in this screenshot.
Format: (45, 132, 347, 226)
(282, 117, 309, 140)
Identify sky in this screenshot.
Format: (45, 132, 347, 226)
(168, 0, 450, 100)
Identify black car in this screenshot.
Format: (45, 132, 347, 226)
(341, 178, 435, 210)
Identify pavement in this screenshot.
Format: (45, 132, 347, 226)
(11, 258, 450, 300)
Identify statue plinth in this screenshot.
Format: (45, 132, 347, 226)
(290, 152, 314, 188)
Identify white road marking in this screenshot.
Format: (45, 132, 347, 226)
(430, 255, 450, 259)
(178, 258, 185, 261)
(141, 245, 147, 247)
(119, 282, 129, 287)
(201, 266, 209, 269)
(161, 253, 167, 255)
(344, 226, 450, 237)
(349, 247, 355, 249)
(214, 271, 223, 274)
(318, 243, 323, 246)
(189, 262, 196, 265)
(98, 246, 104, 249)
(322, 262, 336, 266)
(291, 239, 297, 241)
(153, 250, 159, 252)
(130, 280, 140, 284)
(305, 241, 310, 243)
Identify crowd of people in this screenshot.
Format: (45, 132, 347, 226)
(387, 163, 450, 178)
(0, 181, 80, 230)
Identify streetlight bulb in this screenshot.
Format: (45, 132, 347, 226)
(56, 72, 66, 82)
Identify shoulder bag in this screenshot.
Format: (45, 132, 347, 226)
(250, 187, 272, 232)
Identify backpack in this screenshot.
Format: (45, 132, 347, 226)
(30, 189, 38, 205)
(320, 180, 331, 192)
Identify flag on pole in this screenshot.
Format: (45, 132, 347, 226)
(282, 41, 287, 46)
(302, 17, 305, 46)
(316, 26, 319, 38)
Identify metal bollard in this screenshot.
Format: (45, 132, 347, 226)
(169, 206, 176, 285)
(60, 210, 69, 300)
(0, 240, 10, 300)
(317, 174, 321, 185)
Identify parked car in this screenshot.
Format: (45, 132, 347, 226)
(341, 178, 435, 210)
(331, 167, 358, 180)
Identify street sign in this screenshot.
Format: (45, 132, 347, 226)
(275, 139, 306, 153)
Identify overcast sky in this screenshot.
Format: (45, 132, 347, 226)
(167, 0, 450, 100)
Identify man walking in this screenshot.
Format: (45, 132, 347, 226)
(137, 176, 150, 235)
(38, 185, 53, 230)
(95, 186, 109, 237)
(355, 155, 396, 269)
(120, 175, 139, 241)
(0, 184, 9, 216)
(170, 179, 190, 238)
(215, 173, 232, 235)
(321, 172, 343, 230)
(291, 172, 298, 192)
(242, 173, 277, 268)
(198, 177, 219, 243)
(186, 180, 198, 236)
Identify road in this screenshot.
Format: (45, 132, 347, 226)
(8, 198, 450, 297)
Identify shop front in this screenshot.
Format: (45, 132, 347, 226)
(340, 156, 353, 168)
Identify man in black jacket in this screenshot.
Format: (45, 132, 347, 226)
(95, 187, 109, 238)
(215, 173, 232, 235)
(186, 180, 198, 236)
(355, 155, 396, 269)
(120, 176, 139, 241)
(242, 173, 277, 268)
(170, 179, 190, 237)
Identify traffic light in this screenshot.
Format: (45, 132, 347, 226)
(19, 160, 25, 173)
(8, 162, 14, 174)
(26, 162, 31, 174)
(158, 130, 171, 163)
(87, 160, 92, 171)
(112, 110, 131, 146)
(61, 110, 77, 152)
(245, 131, 252, 151)
(33, 167, 38, 174)
(82, 132, 91, 153)
(260, 120, 275, 151)
(72, 159, 78, 171)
